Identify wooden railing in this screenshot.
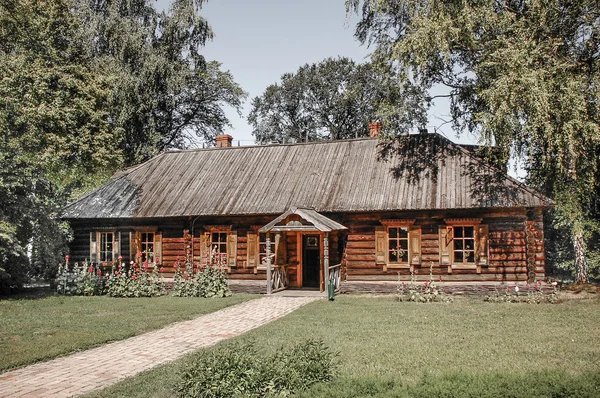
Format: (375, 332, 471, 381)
(270, 264, 289, 293)
(328, 263, 342, 292)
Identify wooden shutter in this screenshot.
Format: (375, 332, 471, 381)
(275, 233, 287, 265)
(409, 226, 421, 265)
(154, 232, 162, 264)
(477, 224, 489, 266)
(375, 226, 386, 265)
(247, 232, 258, 268)
(199, 232, 209, 263)
(439, 226, 452, 266)
(227, 231, 237, 268)
(130, 232, 140, 264)
(90, 232, 98, 264)
(112, 232, 121, 261)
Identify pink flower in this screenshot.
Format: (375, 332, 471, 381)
(526, 285, 530, 291)
(118, 255, 123, 261)
(414, 270, 418, 275)
(115, 271, 119, 275)
(132, 275, 137, 280)
(155, 257, 160, 263)
(88, 266, 94, 273)
(184, 274, 189, 280)
(65, 255, 70, 261)
(199, 264, 205, 271)
(97, 270, 102, 277)
(144, 263, 149, 271)
(159, 267, 165, 273)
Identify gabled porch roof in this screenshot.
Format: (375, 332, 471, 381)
(259, 207, 347, 233)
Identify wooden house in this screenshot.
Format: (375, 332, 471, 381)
(62, 129, 553, 293)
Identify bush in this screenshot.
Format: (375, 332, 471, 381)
(105, 260, 165, 297)
(177, 340, 337, 398)
(55, 260, 103, 295)
(172, 250, 231, 298)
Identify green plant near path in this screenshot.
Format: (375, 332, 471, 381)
(0, 293, 255, 371)
(178, 340, 337, 398)
(84, 295, 600, 398)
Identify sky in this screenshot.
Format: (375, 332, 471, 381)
(155, 0, 474, 147)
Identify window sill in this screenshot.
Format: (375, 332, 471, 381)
(451, 264, 477, 270)
(386, 264, 410, 269)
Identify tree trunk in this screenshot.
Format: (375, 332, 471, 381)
(573, 231, 589, 284)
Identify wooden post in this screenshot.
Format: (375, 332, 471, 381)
(324, 233, 329, 296)
(266, 234, 272, 295)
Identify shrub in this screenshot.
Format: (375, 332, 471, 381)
(177, 340, 337, 398)
(55, 259, 103, 296)
(484, 281, 560, 304)
(105, 259, 165, 297)
(396, 263, 453, 303)
(172, 249, 231, 298)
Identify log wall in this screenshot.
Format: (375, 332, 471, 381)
(66, 208, 546, 283)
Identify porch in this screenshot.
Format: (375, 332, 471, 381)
(258, 207, 347, 296)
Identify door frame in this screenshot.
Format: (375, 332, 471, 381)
(297, 232, 324, 291)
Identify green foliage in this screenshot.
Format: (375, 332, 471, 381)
(55, 261, 104, 296)
(105, 261, 165, 298)
(0, 0, 246, 289)
(347, 0, 600, 282)
(484, 282, 560, 304)
(177, 339, 337, 398)
(248, 56, 425, 144)
(77, 0, 246, 163)
(396, 263, 453, 303)
(172, 250, 232, 298)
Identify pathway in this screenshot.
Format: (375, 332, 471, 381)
(0, 296, 320, 398)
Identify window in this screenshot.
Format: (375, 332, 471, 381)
(376, 220, 421, 270)
(452, 226, 475, 264)
(388, 227, 409, 264)
(259, 233, 276, 265)
(211, 232, 228, 256)
(440, 219, 488, 270)
(140, 232, 155, 262)
(91, 231, 119, 264)
(99, 232, 114, 262)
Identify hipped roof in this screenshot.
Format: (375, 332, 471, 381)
(62, 134, 553, 219)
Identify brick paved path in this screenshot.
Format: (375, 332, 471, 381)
(0, 296, 320, 398)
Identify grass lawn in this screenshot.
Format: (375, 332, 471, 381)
(0, 292, 255, 371)
(84, 295, 600, 398)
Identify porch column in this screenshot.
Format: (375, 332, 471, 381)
(266, 234, 272, 295)
(323, 233, 329, 295)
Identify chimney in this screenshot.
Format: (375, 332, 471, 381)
(369, 121, 382, 137)
(215, 134, 233, 148)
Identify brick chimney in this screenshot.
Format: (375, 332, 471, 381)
(369, 121, 382, 137)
(215, 134, 233, 148)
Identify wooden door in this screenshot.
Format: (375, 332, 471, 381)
(302, 235, 320, 288)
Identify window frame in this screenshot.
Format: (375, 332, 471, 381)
(258, 232, 276, 267)
(379, 219, 418, 270)
(99, 231, 114, 263)
(90, 230, 120, 265)
(202, 225, 236, 269)
(443, 218, 483, 270)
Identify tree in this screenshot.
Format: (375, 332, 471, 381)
(248, 57, 425, 144)
(77, 0, 246, 165)
(347, 0, 600, 282)
(0, 0, 117, 290)
(0, 0, 246, 290)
